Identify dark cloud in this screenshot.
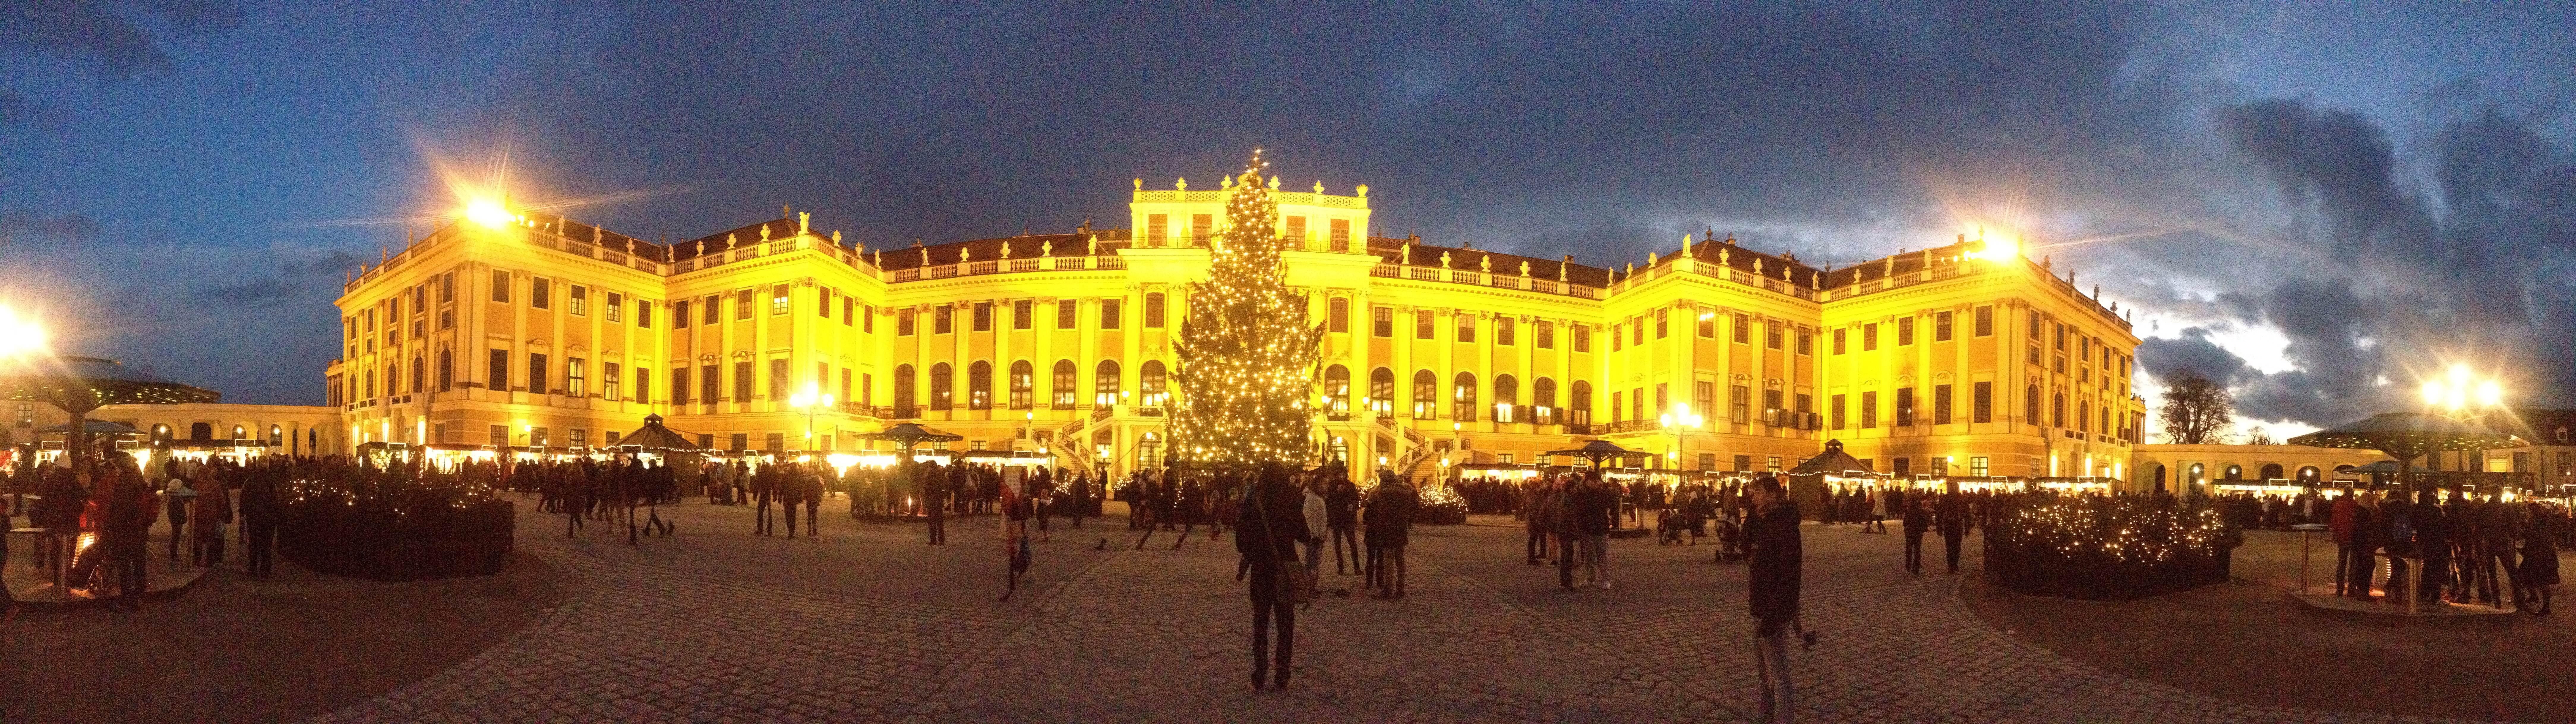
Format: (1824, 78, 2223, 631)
(2136, 327, 2250, 386)
(0, 208, 100, 245)
(0, 0, 242, 125)
(198, 248, 368, 303)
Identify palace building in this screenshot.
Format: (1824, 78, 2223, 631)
(326, 174, 2148, 486)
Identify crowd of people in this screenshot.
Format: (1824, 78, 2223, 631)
(1, 449, 288, 612)
(2323, 487, 2565, 614)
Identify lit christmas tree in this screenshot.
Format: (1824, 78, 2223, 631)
(1169, 149, 1324, 469)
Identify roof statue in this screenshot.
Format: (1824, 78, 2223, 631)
(1313, 181, 1324, 194)
(999, 241, 1011, 258)
(1087, 234, 1099, 254)
(1519, 260, 1531, 276)
(831, 230, 842, 246)
(1754, 257, 1764, 275)
(798, 211, 810, 234)
(1134, 178, 1143, 190)
(1559, 256, 1569, 281)
(1440, 250, 1452, 269)
(1041, 239, 1053, 256)
(873, 249, 882, 266)
(1682, 233, 1692, 259)
(1883, 255, 1894, 275)
(959, 246, 971, 262)
(1647, 250, 1658, 265)
(1480, 254, 1491, 272)
(920, 246, 930, 265)
(1356, 184, 1368, 197)
(1720, 246, 1730, 266)
(1221, 174, 1232, 189)
(759, 224, 771, 242)
(1176, 177, 1187, 191)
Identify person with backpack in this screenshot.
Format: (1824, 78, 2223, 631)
(1235, 464, 1308, 690)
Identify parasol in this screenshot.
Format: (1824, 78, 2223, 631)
(858, 422, 965, 463)
(2289, 412, 2522, 492)
(42, 419, 140, 435)
(1542, 439, 1652, 468)
(0, 355, 219, 481)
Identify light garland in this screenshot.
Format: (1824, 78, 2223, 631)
(1998, 495, 2229, 567)
(1167, 149, 1325, 469)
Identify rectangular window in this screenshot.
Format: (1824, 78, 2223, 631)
(1099, 298, 1121, 329)
(1764, 388, 1784, 424)
(840, 368, 852, 404)
(974, 301, 993, 331)
(1733, 313, 1749, 344)
(490, 270, 511, 302)
(1329, 298, 1349, 333)
(734, 361, 754, 401)
(1571, 324, 1590, 352)
(1763, 320, 1781, 349)
(569, 285, 588, 316)
(729, 289, 748, 320)
(1014, 299, 1033, 329)
(1610, 323, 1622, 351)
(1862, 323, 1878, 351)
(1971, 457, 1990, 477)
(1696, 312, 1715, 338)
(818, 287, 833, 317)
(1897, 317, 1914, 345)
(1975, 306, 1993, 336)
(845, 298, 858, 327)
(1536, 320, 1554, 348)
(703, 295, 720, 324)
(672, 368, 692, 405)
(862, 303, 874, 332)
(1831, 394, 1847, 429)
(567, 358, 587, 397)
(1735, 454, 1753, 472)
(1724, 383, 1745, 424)
(1610, 391, 1622, 422)
(528, 353, 549, 394)
(1191, 214, 1212, 244)
(602, 363, 621, 401)
(487, 349, 509, 391)
(1654, 310, 1667, 339)
(1143, 292, 1165, 328)
(1416, 310, 1436, 340)
(531, 278, 551, 309)
(702, 365, 721, 404)
(1632, 319, 1644, 346)
(898, 308, 917, 335)
(1797, 329, 1811, 355)
(1860, 391, 1878, 428)
(1147, 214, 1169, 247)
(674, 300, 691, 328)
(439, 272, 455, 302)
(1933, 384, 1952, 425)
(1930, 457, 1947, 476)
(1329, 218, 1351, 252)
(1935, 311, 1952, 342)
(1496, 317, 1514, 345)
(634, 368, 651, 404)
(769, 359, 790, 401)
(1371, 306, 1394, 337)
(1832, 328, 1847, 355)
(935, 306, 953, 334)
(1895, 387, 1913, 426)
(1457, 314, 1476, 343)
(1058, 300, 1078, 329)
(1283, 215, 1306, 246)
(770, 284, 790, 315)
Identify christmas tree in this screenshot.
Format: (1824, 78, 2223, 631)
(1168, 149, 1324, 469)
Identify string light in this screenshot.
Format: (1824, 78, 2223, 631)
(1998, 495, 2229, 567)
(1167, 148, 1325, 469)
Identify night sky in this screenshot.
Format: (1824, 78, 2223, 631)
(1, 1, 2570, 438)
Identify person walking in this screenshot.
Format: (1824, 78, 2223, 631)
(924, 464, 948, 545)
(1901, 497, 1930, 576)
(1936, 493, 1968, 575)
(238, 466, 281, 578)
(101, 458, 159, 611)
(1555, 476, 1586, 591)
(2329, 489, 2359, 596)
(1236, 464, 1306, 690)
(189, 477, 231, 567)
(1522, 478, 1550, 565)
(1579, 473, 1614, 589)
(1746, 475, 1804, 723)
(162, 477, 193, 561)
(1329, 477, 1362, 576)
(1370, 472, 1417, 598)
(1301, 477, 1328, 579)
(2519, 503, 2557, 614)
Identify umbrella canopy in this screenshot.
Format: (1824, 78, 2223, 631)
(41, 419, 139, 435)
(618, 414, 705, 451)
(0, 355, 221, 413)
(1542, 438, 1651, 466)
(859, 422, 965, 445)
(1790, 439, 1875, 476)
(2288, 412, 2522, 460)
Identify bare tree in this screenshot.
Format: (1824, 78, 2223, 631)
(2160, 371, 2233, 445)
(2241, 426, 2276, 445)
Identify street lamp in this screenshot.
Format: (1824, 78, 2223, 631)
(2420, 363, 2504, 472)
(0, 305, 47, 362)
(789, 383, 835, 452)
(1658, 402, 1705, 471)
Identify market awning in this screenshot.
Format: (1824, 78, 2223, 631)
(1789, 439, 1875, 476)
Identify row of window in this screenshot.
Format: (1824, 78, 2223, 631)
(1142, 213, 1352, 250)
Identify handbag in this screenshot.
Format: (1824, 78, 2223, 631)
(1253, 486, 1316, 606)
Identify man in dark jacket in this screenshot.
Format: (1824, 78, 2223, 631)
(1555, 476, 1588, 591)
(1937, 493, 1969, 575)
(1235, 464, 1306, 690)
(1579, 473, 1616, 589)
(238, 469, 282, 578)
(2329, 489, 2359, 596)
(1745, 475, 1802, 723)
(1901, 497, 1931, 576)
(1330, 478, 1362, 575)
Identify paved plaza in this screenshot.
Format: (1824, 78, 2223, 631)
(200, 499, 2507, 724)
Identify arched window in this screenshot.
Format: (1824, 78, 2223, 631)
(151, 423, 171, 442)
(967, 361, 993, 410)
(1570, 381, 1594, 429)
(2223, 464, 2242, 480)
(2297, 466, 2321, 482)
(1008, 360, 1034, 410)
(1368, 367, 1395, 415)
(929, 363, 954, 411)
(892, 364, 917, 418)
(1094, 360, 1121, 406)
(1052, 360, 1077, 409)
(2051, 392, 2066, 428)
(437, 350, 453, 391)
(1532, 377, 1558, 425)
(1323, 365, 1350, 416)
(270, 424, 283, 448)
(1412, 370, 1438, 419)
(2187, 462, 2205, 483)
(231, 424, 247, 440)
(2259, 463, 2284, 481)
(1140, 361, 1169, 409)
(2025, 384, 2041, 424)
(1493, 374, 1517, 423)
(190, 422, 212, 440)
(1453, 372, 1478, 422)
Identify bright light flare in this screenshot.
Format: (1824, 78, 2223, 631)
(1969, 234, 2021, 262)
(2419, 363, 2503, 413)
(464, 197, 516, 229)
(0, 305, 48, 361)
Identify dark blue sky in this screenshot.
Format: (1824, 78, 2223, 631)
(2, 1, 2571, 436)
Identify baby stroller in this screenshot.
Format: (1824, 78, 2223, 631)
(1712, 514, 1749, 563)
(1657, 508, 1686, 545)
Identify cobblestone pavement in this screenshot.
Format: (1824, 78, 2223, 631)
(310, 504, 2495, 723)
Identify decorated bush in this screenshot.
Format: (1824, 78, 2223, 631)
(1984, 494, 2236, 600)
(278, 460, 514, 581)
(1414, 483, 1468, 525)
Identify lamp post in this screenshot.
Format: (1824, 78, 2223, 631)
(789, 384, 835, 453)
(1658, 402, 1706, 472)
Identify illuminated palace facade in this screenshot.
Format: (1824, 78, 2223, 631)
(326, 177, 2147, 485)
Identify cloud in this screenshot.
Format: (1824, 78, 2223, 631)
(0, 0, 244, 125)
(2137, 327, 2251, 386)
(0, 208, 100, 245)
(196, 248, 368, 303)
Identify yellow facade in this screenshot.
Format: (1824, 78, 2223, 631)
(330, 176, 2146, 484)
